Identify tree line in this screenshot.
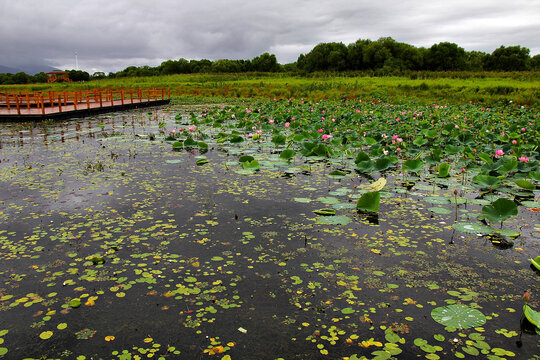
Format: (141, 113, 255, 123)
(1, 38, 539, 84)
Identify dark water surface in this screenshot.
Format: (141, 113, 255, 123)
(0, 106, 539, 359)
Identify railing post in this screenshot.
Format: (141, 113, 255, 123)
(25, 91, 30, 109)
(147, 89, 150, 102)
(6, 92, 10, 110)
(87, 92, 90, 109)
(121, 90, 124, 105)
(74, 92, 78, 110)
(130, 90, 133, 104)
(41, 95, 45, 115)
(15, 94, 21, 115)
(58, 95, 62, 112)
(99, 92, 103, 107)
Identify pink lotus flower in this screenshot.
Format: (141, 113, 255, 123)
(318, 128, 323, 133)
(512, 140, 517, 145)
(268, 119, 274, 124)
(188, 125, 195, 132)
(285, 122, 290, 128)
(495, 149, 504, 157)
(522, 128, 526, 132)
(396, 147, 401, 152)
(519, 156, 529, 163)
(322, 134, 333, 140)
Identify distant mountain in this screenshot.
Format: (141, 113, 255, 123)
(0, 65, 22, 74)
(0, 64, 56, 75)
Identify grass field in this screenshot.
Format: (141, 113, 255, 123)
(2, 71, 540, 106)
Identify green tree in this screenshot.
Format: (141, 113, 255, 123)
(251, 53, 280, 72)
(425, 42, 467, 71)
(68, 70, 90, 81)
(190, 59, 212, 73)
(299, 42, 348, 71)
(347, 39, 371, 70)
(466, 51, 487, 71)
(484, 45, 530, 71)
(12, 72, 29, 84)
(530, 54, 540, 70)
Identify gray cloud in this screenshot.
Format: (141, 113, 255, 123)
(1, 0, 538, 73)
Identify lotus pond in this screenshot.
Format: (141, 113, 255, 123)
(0, 99, 539, 360)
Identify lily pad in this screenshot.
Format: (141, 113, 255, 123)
(452, 222, 493, 235)
(431, 304, 486, 329)
(313, 208, 336, 216)
(428, 207, 452, 215)
(316, 215, 351, 225)
(514, 179, 535, 190)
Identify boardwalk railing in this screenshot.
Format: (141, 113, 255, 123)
(0, 88, 171, 116)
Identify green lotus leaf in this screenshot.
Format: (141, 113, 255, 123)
(473, 175, 500, 189)
(279, 149, 296, 160)
(523, 304, 540, 328)
(431, 304, 486, 329)
(356, 191, 380, 212)
(437, 163, 450, 178)
(515, 179, 535, 190)
(403, 159, 424, 173)
(239, 155, 255, 163)
(313, 208, 336, 216)
(482, 198, 518, 223)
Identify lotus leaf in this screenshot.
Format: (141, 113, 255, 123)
(431, 304, 486, 329)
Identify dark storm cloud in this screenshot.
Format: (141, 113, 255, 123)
(1, 0, 538, 73)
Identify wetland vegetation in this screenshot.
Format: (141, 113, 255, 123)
(0, 94, 539, 359)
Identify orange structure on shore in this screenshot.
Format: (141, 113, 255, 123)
(46, 70, 72, 83)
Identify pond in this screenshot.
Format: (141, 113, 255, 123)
(0, 100, 539, 360)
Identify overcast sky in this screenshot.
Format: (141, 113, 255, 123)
(1, 0, 539, 74)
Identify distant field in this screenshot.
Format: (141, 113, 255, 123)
(2, 71, 540, 106)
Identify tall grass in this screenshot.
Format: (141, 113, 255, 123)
(2, 71, 539, 106)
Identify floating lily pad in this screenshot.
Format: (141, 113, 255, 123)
(521, 201, 540, 208)
(313, 208, 336, 216)
(328, 170, 347, 178)
(423, 196, 450, 205)
(431, 304, 486, 329)
(294, 197, 312, 203)
(316, 215, 351, 225)
(165, 159, 183, 164)
(317, 196, 341, 204)
(452, 222, 493, 234)
(428, 207, 452, 215)
(515, 179, 536, 190)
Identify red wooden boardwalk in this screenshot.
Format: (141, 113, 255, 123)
(0, 88, 170, 121)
